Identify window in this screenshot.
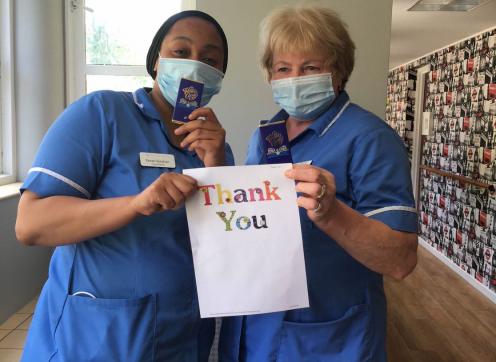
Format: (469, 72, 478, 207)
(66, 0, 195, 103)
(0, 0, 16, 185)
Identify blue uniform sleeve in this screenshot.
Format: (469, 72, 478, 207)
(245, 129, 264, 165)
(349, 127, 417, 233)
(21, 93, 111, 199)
(224, 142, 236, 166)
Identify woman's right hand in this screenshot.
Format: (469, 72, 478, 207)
(130, 173, 198, 216)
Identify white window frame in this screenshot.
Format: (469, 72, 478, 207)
(411, 64, 430, 207)
(64, 0, 196, 104)
(0, 0, 16, 185)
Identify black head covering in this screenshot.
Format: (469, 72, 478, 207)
(146, 10, 228, 79)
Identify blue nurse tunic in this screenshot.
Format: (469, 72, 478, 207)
(219, 91, 417, 362)
(20, 88, 234, 362)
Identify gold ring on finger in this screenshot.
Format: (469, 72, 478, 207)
(317, 183, 326, 200)
(313, 201, 322, 214)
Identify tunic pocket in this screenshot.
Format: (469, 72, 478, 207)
(276, 303, 371, 362)
(53, 294, 156, 362)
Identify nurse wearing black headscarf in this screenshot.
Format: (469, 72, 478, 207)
(17, 10, 232, 362)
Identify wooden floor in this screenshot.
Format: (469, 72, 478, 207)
(386, 245, 496, 362)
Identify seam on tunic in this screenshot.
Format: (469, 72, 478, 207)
(319, 100, 351, 137)
(364, 206, 417, 218)
(28, 167, 91, 198)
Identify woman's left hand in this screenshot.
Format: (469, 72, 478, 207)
(285, 164, 337, 223)
(174, 107, 226, 167)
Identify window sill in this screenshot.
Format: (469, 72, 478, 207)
(0, 182, 21, 201)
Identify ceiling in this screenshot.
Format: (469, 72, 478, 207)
(390, 0, 496, 69)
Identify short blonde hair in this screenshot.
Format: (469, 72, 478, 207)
(260, 4, 355, 88)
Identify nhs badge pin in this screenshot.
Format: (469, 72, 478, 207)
(259, 120, 293, 164)
(172, 78, 204, 124)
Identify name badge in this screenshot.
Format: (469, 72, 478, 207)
(259, 120, 293, 164)
(140, 152, 176, 168)
(172, 78, 204, 124)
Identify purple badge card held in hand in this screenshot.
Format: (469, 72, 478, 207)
(259, 120, 293, 164)
(172, 78, 204, 124)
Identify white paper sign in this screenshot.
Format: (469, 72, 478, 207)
(184, 164, 309, 317)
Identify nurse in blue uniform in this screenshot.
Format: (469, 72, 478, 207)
(16, 10, 232, 362)
(220, 5, 418, 362)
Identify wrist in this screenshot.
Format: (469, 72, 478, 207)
(126, 195, 142, 218)
(204, 150, 226, 167)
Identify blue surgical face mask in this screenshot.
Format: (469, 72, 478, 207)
(157, 57, 224, 106)
(270, 73, 336, 121)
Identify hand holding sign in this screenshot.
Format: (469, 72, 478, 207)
(130, 173, 197, 216)
(285, 164, 338, 223)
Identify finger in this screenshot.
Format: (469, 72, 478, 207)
(295, 182, 323, 198)
(171, 176, 198, 196)
(156, 174, 192, 200)
(175, 119, 222, 135)
(287, 166, 335, 186)
(159, 181, 185, 208)
(296, 195, 320, 211)
(177, 173, 198, 185)
(325, 172, 336, 190)
(188, 107, 219, 123)
(181, 129, 223, 148)
(187, 139, 210, 153)
(285, 166, 323, 183)
(174, 120, 204, 136)
(292, 164, 313, 170)
(180, 128, 203, 147)
(161, 172, 197, 185)
(154, 189, 176, 210)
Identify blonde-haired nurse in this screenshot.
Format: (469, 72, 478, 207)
(219, 5, 418, 362)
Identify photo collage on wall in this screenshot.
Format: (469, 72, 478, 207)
(386, 28, 496, 293)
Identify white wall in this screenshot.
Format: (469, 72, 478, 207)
(0, 0, 63, 323)
(197, 0, 393, 163)
(15, 0, 66, 180)
(0, 195, 51, 323)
